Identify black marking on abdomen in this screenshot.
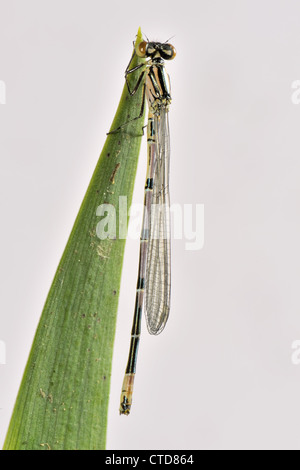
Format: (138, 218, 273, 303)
(145, 178, 153, 190)
(136, 277, 145, 290)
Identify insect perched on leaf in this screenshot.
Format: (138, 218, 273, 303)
(110, 36, 176, 415)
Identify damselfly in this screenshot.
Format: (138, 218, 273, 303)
(117, 37, 176, 415)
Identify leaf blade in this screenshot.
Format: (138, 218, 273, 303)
(3, 27, 145, 451)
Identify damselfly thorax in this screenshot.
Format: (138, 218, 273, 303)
(145, 58, 172, 115)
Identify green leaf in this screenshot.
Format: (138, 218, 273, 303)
(3, 28, 145, 451)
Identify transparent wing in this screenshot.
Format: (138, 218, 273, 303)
(145, 109, 171, 335)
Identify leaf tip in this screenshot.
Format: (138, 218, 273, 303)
(135, 27, 143, 46)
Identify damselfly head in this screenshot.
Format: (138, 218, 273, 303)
(136, 41, 176, 61)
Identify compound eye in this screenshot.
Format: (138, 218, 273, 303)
(168, 45, 176, 60)
(136, 41, 147, 57)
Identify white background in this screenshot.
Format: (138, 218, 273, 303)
(1, 0, 300, 450)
